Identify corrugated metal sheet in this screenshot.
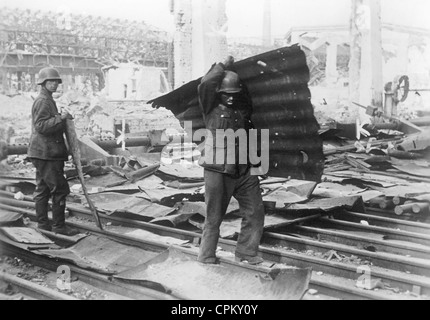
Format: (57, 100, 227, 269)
(149, 45, 325, 182)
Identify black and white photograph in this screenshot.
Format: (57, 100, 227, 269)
(0, 0, 429, 304)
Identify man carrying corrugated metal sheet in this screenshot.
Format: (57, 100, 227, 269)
(197, 56, 265, 265)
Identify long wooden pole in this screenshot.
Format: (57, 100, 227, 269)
(64, 119, 103, 230)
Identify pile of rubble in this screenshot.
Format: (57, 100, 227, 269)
(0, 90, 183, 146)
(0, 93, 34, 145)
(3, 118, 429, 238)
(1, 79, 429, 234)
(321, 121, 430, 220)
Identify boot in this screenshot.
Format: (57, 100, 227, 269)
(35, 202, 51, 231)
(52, 196, 79, 237)
(235, 253, 264, 265)
(51, 201, 66, 230)
(197, 257, 220, 265)
(51, 200, 78, 236)
(52, 226, 80, 237)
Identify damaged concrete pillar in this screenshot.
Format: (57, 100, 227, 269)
(263, 0, 272, 47)
(97, 73, 105, 91)
(362, 0, 384, 114)
(102, 71, 110, 97)
(349, 0, 383, 122)
(172, 0, 193, 88)
(396, 34, 410, 76)
(30, 73, 36, 91)
(167, 41, 175, 89)
(62, 74, 73, 92)
(326, 41, 339, 85)
(191, 0, 228, 79)
(172, 0, 228, 87)
(0, 69, 8, 93)
(349, 0, 363, 121)
(16, 71, 23, 91)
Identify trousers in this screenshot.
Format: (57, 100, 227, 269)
(31, 159, 70, 229)
(198, 169, 265, 263)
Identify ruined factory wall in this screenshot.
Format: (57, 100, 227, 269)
(105, 65, 171, 101)
(0, 7, 169, 96)
(287, 27, 430, 125)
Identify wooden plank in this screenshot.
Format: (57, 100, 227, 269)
(324, 137, 403, 156)
(345, 157, 372, 171)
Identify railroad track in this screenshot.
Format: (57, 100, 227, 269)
(0, 242, 179, 301)
(0, 271, 78, 300)
(0, 191, 428, 300)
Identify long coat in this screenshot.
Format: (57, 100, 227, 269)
(28, 88, 68, 161)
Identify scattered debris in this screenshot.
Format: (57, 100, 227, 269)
(324, 250, 344, 262)
(356, 278, 385, 291)
(13, 192, 25, 201)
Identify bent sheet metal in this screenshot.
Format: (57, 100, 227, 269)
(82, 192, 176, 221)
(149, 45, 325, 182)
(36, 235, 159, 275)
(114, 247, 312, 300)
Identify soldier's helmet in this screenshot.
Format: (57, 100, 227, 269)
(37, 67, 62, 85)
(218, 71, 242, 94)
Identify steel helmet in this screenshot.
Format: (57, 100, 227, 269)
(218, 71, 242, 94)
(37, 67, 62, 85)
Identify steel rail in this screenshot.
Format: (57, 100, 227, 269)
(366, 207, 430, 224)
(288, 223, 430, 261)
(2, 195, 429, 261)
(3, 195, 430, 274)
(264, 230, 430, 277)
(338, 210, 430, 235)
(0, 238, 179, 301)
(2, 192, 429, 259)
(309, 276, 420, 301)
(0, 271, 78, 300)
(306, 217, 430, 247)
(2, 189, 429, 237)
(2, 196, 430, 287)
(0, 201, 427, 299)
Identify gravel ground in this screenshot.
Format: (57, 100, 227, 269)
(0, 255, 129, 300)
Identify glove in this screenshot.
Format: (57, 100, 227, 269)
(223, 55, 235, 69)
(60, 109, 74, 121)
